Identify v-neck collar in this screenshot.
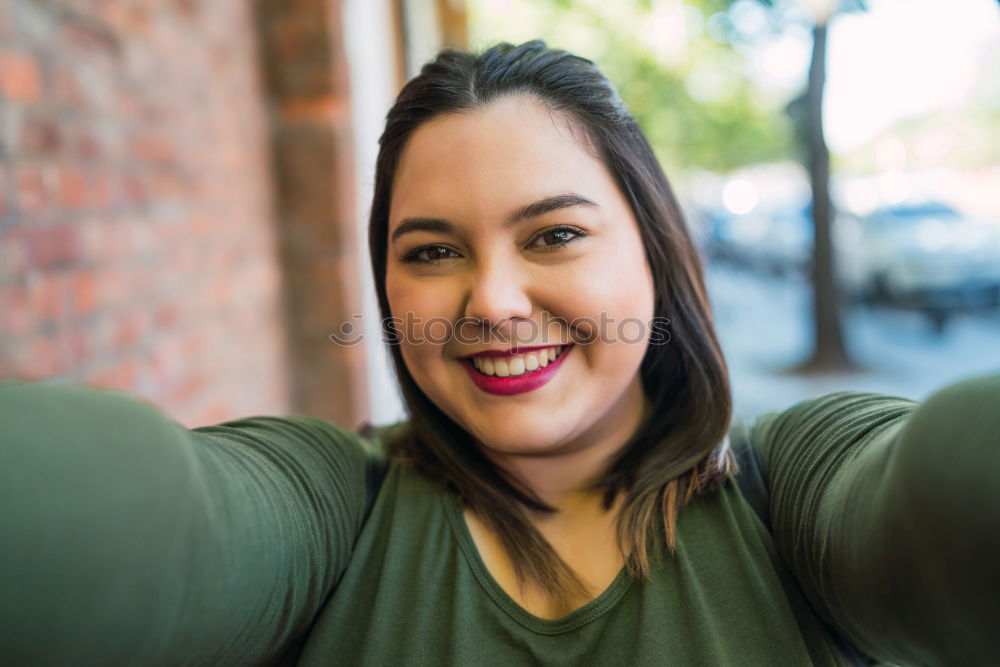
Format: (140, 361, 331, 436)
(441, 490, 634, 635)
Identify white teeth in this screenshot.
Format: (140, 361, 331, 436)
(524, 354, 539, 371)
(471, 345, 566, 376)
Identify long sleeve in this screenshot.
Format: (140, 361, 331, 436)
(0, 380, 378, 666)
(749, 372, 1000, 666)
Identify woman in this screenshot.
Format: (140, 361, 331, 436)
(1, 41, 998, 666)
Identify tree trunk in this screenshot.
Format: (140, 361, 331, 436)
(801, 20, 853, 372)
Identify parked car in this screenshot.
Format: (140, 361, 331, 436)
(700, 197, 1000, 332)
(701, 203, 814, 278)
(835, 201, 1000, 329)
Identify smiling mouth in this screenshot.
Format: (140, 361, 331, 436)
(465, 344, 570, 377)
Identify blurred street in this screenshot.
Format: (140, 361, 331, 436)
(708, 262, 1000, 419)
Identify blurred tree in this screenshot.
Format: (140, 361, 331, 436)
(726, 0, 867, 372)
(468, 0, 796, 175)
(799, 7, 847, 371)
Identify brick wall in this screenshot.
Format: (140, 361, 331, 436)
(253, 0, 370, 430)
(0, 0, 291, 427)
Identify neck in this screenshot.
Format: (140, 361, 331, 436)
(482, 379, 652, 515)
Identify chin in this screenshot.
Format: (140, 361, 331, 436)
(469, 421, 571, 456)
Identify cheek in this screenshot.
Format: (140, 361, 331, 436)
(563, 242, 655, 355)
(386, 275, 456, 377)
(388, 274, 446, 338)
(384, 268, 410, 315)
(387, 268, 460, 316)
(571, 243, 655, 317)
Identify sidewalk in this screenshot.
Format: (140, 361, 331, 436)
(707, 263, 1000, 419)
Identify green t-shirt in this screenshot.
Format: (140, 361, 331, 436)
(1, 374, 998, 666)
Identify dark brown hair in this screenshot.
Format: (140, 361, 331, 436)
(368, 40, 736, 606)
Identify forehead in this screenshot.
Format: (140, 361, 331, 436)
(389, 95, 615, 226)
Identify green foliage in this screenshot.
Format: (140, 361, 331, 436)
(611, 47, 793, 174)
(468, 0, 796, 175)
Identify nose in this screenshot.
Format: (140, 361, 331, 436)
(461, 259, 534, 344)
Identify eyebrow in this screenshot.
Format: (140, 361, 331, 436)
(389, 193, 599, 244)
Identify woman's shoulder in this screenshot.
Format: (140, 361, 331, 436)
(727, 374, 1000, 666)
(356, 418, 411, 459)
(193, 414, 412, 466)
(740, 388, 917, 475)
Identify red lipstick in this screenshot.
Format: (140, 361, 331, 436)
(461, 345, 572, 396)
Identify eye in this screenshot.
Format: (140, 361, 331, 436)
(400, 245, 460, 265)
(528, 225, 586, 250)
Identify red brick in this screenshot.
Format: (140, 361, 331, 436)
(98, 1, 129, 34)
(86, 170, 114, 209)
(83, 369, 115, 389)
(17, 224, 81, 270)
(130, 265, 156, 296)
(0, 0, 321, 421)
(0, 2, 10, 39)
(71, 270, 100, 316)
(0, 164, 7, 218)
(73, 128, 103, 160)
(56, 325, 89, 366)
(149, 168, 183, 200)
(0, 286, 31, 337)
(111, 311, 143, 347)
(15, 166, 50, 213)
(27, 272, 70, 324)
(78, 218, 109, 260)
(175, 0, 199, 20)
(96, 266, 128, 306)
(0, 228, 27, 283)
(133, 137, 175, 163)
(0, 50, 41, 103)
(120, 173, 146, 207)
(154, 303, 180, 328)
(85, 360, 137, 391)
(46, 341, 70, 375)
(20, 114, 62, 155)
(8, 336, 61, 379)
(124, 5, 151, 33)
(58, 167, 88, 208)
(57, 19, 119, 61)
(50, 65, 83, 108)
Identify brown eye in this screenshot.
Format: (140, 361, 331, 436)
(402, 245, 460, 265)
(530, 226, 586, 250)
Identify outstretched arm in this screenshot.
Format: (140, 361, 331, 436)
(0, 381, 376, 666)
(751, 373, 1000, 666)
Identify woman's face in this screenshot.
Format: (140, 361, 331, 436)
(385, 95, 656, 458)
